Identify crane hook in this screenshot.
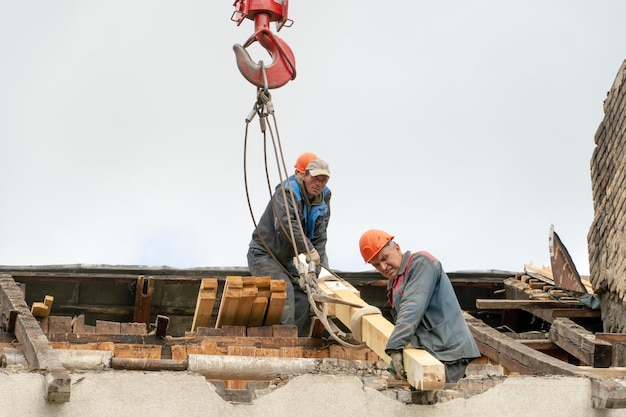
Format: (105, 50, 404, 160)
(231, 0, 296, 89)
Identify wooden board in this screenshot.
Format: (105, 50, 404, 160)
(190, 278, 218, 331)
(215, 276, 243, 328)
(247, 297, 269, 327)
(263, 280, 286, 326)
(233, 287, 258, 326)
(476, 299, 582, 309)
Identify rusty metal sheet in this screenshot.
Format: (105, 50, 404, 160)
(549, 225, 588, 295)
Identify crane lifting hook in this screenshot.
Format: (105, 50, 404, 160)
(231, 0, 296, 89)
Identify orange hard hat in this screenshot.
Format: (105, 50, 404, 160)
(294, 152, 318, 173)
(359, 229, 394, 263)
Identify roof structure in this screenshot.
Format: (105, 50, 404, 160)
(1, 259, 626, 411)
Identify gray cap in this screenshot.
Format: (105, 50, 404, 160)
(306, 159, 331, 177)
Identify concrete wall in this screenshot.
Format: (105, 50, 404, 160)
(588, 59, 626, 332)
(1, 370, 626, 417)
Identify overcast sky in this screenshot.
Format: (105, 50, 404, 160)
(1, 1, 624, 275)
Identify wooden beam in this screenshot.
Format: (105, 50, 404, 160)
(233, 281, 258, 327)
(476, 299, 581, 309)
(215, 276, 243, 328)
(303, 255, 444, 391)
(263, 280, 286, 326)
(247, 297, 268, 327)
(579, 367, 626, 377)
(549, 318, 612, 368)
(133, 275, 154, 324)
(0, 274, 71, 402)
(516, 339, 558, 350)
(596, 333, 626, 343)
(190, 278, 218, 331)
(551, 308, 601, 318)
(463, 311, 583, 376)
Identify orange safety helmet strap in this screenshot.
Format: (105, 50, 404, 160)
(359, 229, 394, 263)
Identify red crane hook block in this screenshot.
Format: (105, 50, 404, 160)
(231, 0, 296, 89)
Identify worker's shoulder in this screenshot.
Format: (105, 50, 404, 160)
(413, 250, 437, 263)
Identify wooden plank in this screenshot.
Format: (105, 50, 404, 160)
(190, 278, 218, 331)
(596, 333, 626, 343)
(305, 255, 445, 391)
(233, 287, 258, 326)
(0, 274, 71, 402)
(247, 297, 268, 327)
(215, 276, 243, 328)
(549, 318, 612, 368)
(255, 276, 272, 298)
(551, 308, 601, 318)
(579, 367, 626, 377)
(476, 299, 581, 309)
(516, 339, 558, 350)
(132, 275, 154, 324)
(263, 280, 286, 326)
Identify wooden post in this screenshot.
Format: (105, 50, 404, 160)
(133, 275, 154, 325)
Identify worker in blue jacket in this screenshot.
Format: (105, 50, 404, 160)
(248, 158, 332, 336)
(359, 229, 480, 384)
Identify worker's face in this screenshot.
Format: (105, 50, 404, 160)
(369, 242, 403, 279)
(302, 172, 329, 199)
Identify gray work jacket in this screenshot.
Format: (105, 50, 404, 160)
(385, 251, 480, 362)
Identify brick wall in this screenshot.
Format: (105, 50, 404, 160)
(588, 59, 626, 332)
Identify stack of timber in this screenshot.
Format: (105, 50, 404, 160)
(213, 276, 286, 329)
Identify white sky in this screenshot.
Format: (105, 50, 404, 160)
(1, 1, 624, 275)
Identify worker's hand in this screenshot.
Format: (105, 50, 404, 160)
(306, 249, 320, 265)
(388, 350, 405, 380)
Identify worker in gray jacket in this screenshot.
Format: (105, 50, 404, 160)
(359, 229, 480, 384)
(248, 158, 332, 336)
